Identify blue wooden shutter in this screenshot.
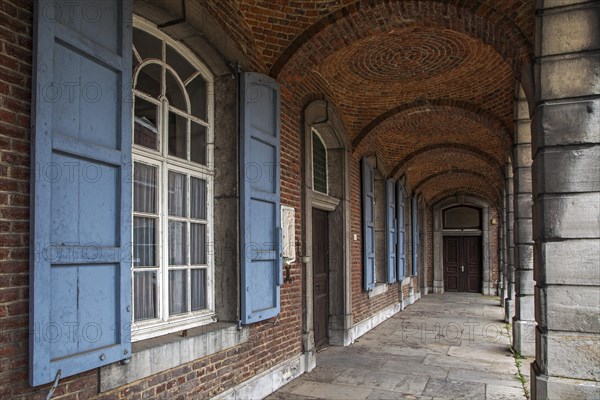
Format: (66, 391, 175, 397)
(385, 179, 397, 283)
(240, 72, 282, 324)
(396, 182, 406, 281)
(30, 0, 132, 386)
(361, 158, 376, 290)
(412, 195, 419, 276)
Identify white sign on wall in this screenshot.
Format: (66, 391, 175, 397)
(281, 206, 296, 264)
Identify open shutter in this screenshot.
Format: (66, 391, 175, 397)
(397, 182, 406, 281)
(386, 179, 397, 283)
(30, 0, 132, 386)
(412, 195, 419, 276)
(240, 72, 282, 324)
(361, 158, 376, 290)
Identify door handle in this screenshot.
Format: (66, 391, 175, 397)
(461, 265, 464, 272)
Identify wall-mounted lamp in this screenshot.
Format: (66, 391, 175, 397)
(490, 218, 498, 225)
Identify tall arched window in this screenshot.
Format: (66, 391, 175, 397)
(312, 129, 328, 194)
(131, 18, 214, 340)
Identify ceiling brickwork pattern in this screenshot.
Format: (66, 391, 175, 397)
(194, 0, 534, 205)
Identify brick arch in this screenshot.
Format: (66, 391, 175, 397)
(420, 173, 501, 206)
(391, 143, 504, 179)
(272, 0, 532, 91)
(414, 169, 490, 193)
(352, 100, 513, 152)
(430, 188, 500, 208)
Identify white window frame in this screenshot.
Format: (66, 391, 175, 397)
(131, 17, 215, 341)
(311, 128, 329, 195)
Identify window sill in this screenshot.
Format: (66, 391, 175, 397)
(368, 283, 388, 298)
(99, 322, 249, 392)
(132, 312, 216, 342)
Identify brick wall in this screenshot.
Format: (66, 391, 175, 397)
(0, 0, 33, 397)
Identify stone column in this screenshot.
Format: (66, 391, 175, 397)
(504, 163, 515, 323)
(531, 1, 600, 398)
(499, 188, 507, 307)
(500, 191, 506, 305)
(512, 86, 536, 356)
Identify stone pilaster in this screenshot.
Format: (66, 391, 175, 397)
(504, 164, 515, 323)
(512, 85, 536, 356)
(531, 1, 600, 398)
(500, 189, 508, 307)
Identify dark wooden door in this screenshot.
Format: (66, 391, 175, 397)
(312, 208, 329, 348)
(444, 236, 482, 293)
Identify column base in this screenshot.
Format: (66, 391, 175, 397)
(512, 319, 536, 356)
(532, 362, 600, 400)
(504, 299, 515, 323)
(482, 280, 493, 296)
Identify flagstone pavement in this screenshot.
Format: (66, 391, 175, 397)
(267, 293, 533, 400)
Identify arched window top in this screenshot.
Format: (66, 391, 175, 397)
(132, 18, 212, 165)
(443, 206, 481, 229)
(312, 129, 328, 194)
(133, 27, 211, 119)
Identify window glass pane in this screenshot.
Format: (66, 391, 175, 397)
(191, 122, 207, 165)
(167, 44, 195, 83)
(134, 97, 159, 150)
(312, 132, 327, 193)
(169, 270, 188, 315)
(133, 28, 162, 60)
(168, 112, 187, 159)
(190, 177, 207, 220)
(191, 223, 206, 265)
(134, 271, 157, 321)
(133, 217, 156, 267)
(168, 221, 187, 265)
(188, 75, 207, 121)
(133, 162, 156, 213)
(135, 63, 161, 98)
(444, 207, 481, 229)
(166, 71, 187, 112)
(168, 171, 186, 217)
(191, 269, 207, 311)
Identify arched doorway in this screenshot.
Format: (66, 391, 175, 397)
(433, 195, 495, 295)
(302, 100, 352, 358)
(442, 206, 483, 293)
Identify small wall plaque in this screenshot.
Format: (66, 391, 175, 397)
(281, 206, 296, 264)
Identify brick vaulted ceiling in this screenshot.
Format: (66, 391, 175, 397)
(196, 0, 534, 206)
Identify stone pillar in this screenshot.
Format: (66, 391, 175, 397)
(499, 189, 507, 307)
(531, 2, 600, 398)
(504, 163, 515, 323)
(512, 86, 536, 356)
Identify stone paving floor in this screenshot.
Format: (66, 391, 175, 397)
(268, 293, 529, 400)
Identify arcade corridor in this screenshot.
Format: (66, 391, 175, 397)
(0, 1, 598, 399)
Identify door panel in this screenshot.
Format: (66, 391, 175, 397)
(443, 236, 481, 293)
(313, 209, 329, 348)
(464, 237, 482, 293)
(444, 237, 461, 291)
